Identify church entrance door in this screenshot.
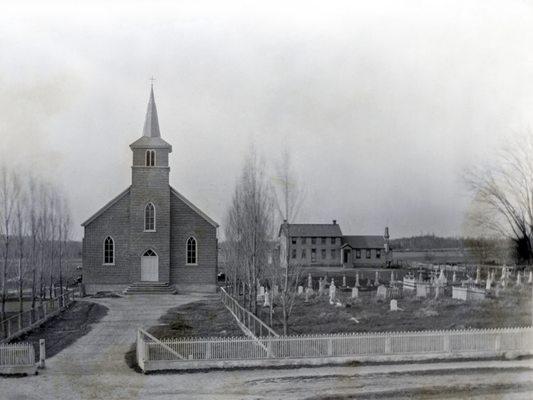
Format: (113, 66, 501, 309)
(141, 249, 159, 281)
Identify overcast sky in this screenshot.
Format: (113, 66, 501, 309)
(1, 0, 533, 240)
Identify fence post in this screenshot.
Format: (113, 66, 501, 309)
(327, 338, 333, 356)
(39, 339, 46, 369)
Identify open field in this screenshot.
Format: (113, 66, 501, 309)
(256, 286, 532, 335)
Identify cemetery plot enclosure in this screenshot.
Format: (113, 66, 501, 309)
(136, 326, 533, 372)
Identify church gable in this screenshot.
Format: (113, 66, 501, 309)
(170, 186, 218, 228)
(82, 187, 131, 227)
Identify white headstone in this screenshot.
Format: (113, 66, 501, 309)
(342, 275, 347, 287)
(329, 279, 336, 302)
(355, 272, 360, 287)
(475, 267, 480, 285)
(529, 270, 533, 284)
(298, 285, 304, 295)
(305, 287, 310, 302)
(452, 271, 456, 283)
(437, 269, 447, 285)
(390, 271, 395, 283)
(434, 285, 441, 299)
(318, 278, 324, 295)
(351, 286, 359, 298)
(419, 271, 424, 282)
(390, 299, 398, 311)
(263, 291, 270, 307)
(501, 266, 506, 280)
(416, 283, 428, 298)
(308, 273, 313, 289)
(375, 271, 380, 286)
(376, 284, 388, 299)
(517, 272, 522, 286)
(485, 278, 492, 291)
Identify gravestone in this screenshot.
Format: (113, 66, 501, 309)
(308, 273, 313, 289)
(390, 271, 395, 283)
(342, 275, 347, 287)
(376, 284, 388, 299)
(517, 272, 522, 286)
(437, 269, 447, 285)
(374, 271, 380, 286)
(318, 278, 324, 295)
(434, 285, 441, 299)
(529, 271, 533, 284)
(475, 267, 481, 285)
(263, 291, 270, 307)
(329, 279, 336, 303)
(452, 271, 457, 283)
(298, 285, 304, 295)
(485, 278, 492, 291)
(416, 283, 428, 298)
(419, 272, 424, 282)
(355, 272, 360, 287)
(305, 287, 310, 302)
(259, 286, 265, 296)
(390, 299, 398, 311)
(351, 286, 359, 298)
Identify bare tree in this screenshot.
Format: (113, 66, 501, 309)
(12, 173, 27, 319)
(0, 166, 19, 321)
(224, 146, 275, 314)
(27, 176, 41, 310)
(270, 148, 306, 334)
(465, 132, 533, 264)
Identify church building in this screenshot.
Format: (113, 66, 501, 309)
(81, 86, 219, 294)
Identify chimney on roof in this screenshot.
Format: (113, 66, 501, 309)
(384, 226, 390, 239)
(283, 219, 287, 224)
(332, 220, 337, 225)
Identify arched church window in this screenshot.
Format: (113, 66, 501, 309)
(186, 237, 197, 265)
(145, 150, 156, 166)
(103, 236, 114, 265)
(144, 203, 156, 231)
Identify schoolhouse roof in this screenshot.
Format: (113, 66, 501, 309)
(279, 223, 343, 238)
(341, 235, 385, 249)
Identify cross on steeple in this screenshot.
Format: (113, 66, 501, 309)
(150, 76, 156, 87)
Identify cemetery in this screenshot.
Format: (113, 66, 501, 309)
(254, 266, 533, 335)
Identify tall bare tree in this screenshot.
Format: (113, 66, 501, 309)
(0, 166, 19, 321)
(224, 146, 275, 314)
(465, 132, 533, 264)
(13, 173, 27, 319)
(270, 148, 306, 334)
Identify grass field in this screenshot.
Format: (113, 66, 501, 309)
(255, 285, 532, 335)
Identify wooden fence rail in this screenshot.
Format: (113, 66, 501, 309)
(137, 326, 533, 372)
(0, 289, 76, 343)
(219, 287, 278, 338)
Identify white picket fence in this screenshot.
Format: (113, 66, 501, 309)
(0, 342, 36, 375)
(137, 326, 533, 371)
(0, 289, 76, 343)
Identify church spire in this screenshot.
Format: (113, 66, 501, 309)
(142, 83, 161, 138)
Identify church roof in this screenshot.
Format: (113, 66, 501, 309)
(81, 186, 131, 227)
(82, 185, 219, 228)
(170, 186, 219, 228)
(130, 85, 172, 150)
(143, 85, 160, 138)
